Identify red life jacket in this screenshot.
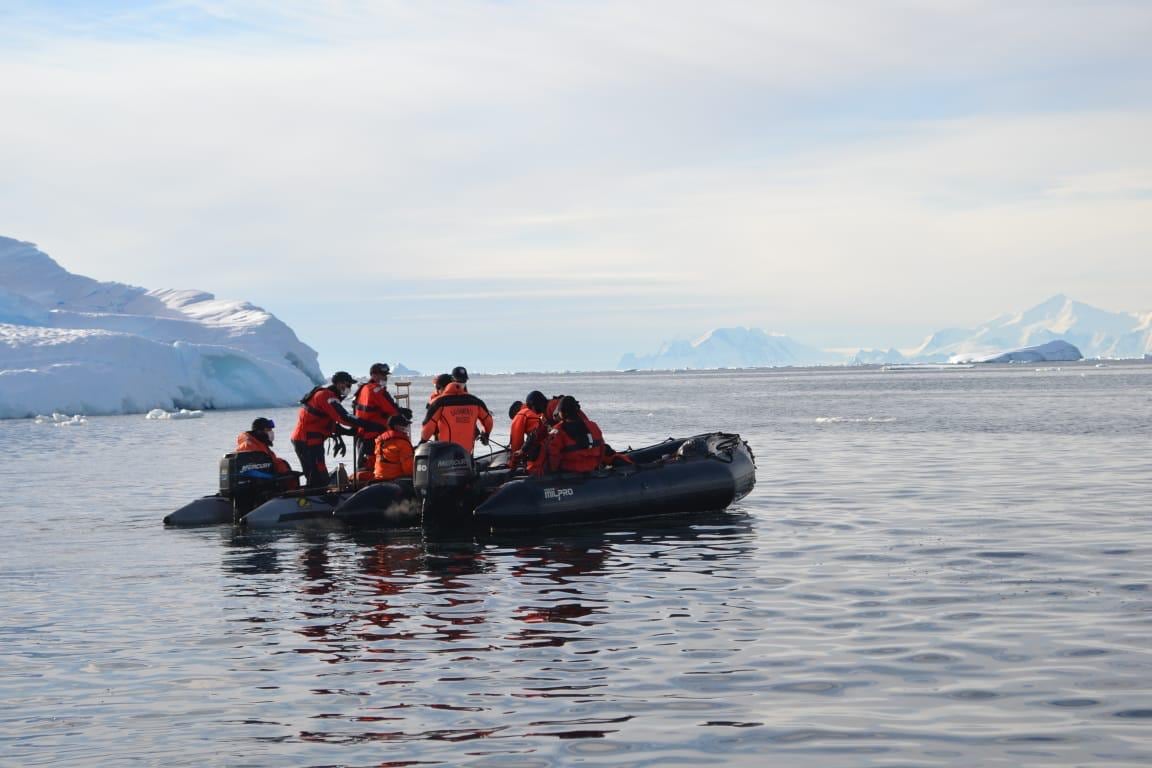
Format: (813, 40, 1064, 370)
(374, 430, 414, 481)
(291, 385, 353, 445)
(542, 417, 604, 473)
(353, 381, 399, 440)
(420, 382, 493, 452)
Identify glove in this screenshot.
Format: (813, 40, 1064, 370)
(398, 407, 413, 421)
(479, 432, 490, 446)
(331, 434, 347, 457)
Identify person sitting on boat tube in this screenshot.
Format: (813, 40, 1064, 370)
(507, 390, 549, 472)
(235, 417, 300, 490)
(353, 363, 412, 475)
(420, 374, 493, 453)
(291, 371, 385, 487)
(374, 414, 415, 481)
(539, 396, 605, 474)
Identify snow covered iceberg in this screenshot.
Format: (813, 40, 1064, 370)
(950, 340, 1083, 364)
(0, 236, 323, 419)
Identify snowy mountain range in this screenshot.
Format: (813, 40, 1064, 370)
(0, 236, 324, 418)
(909, 294, 1152, 362)
(618, 295, 1152, 370)
(618, 327, 836, 370)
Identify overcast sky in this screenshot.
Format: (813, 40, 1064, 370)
(2, 0, 1150, 374)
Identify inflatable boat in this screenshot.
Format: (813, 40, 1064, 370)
(164, 433, 755, 530)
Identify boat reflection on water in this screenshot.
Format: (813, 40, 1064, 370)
(212, 512, 757, 746)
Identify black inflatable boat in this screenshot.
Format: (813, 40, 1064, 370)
(164, 433, 755, 530)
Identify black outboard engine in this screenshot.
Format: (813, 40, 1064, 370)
(413, 441, 476, 523)
(219, 451, 281, 519)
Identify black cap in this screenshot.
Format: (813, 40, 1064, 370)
(388, 413, 411, 429)
(435, 373, 452, 390)
(370, 362, 390, 376)
(508, 400, 523, 420)
(451, 365, 468, 383)
(331, 371, 355, 385)
(251, 417, 275, 431)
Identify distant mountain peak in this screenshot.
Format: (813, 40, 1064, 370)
(620, 325, 833, 370)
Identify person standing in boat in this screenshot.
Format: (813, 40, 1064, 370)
(420, 369, 493, 453)
(507, 390, 549, 472)
(352, 363, 412, 475)
(235, 417, 299, 490)
(539, 396, 605, 474)
(292, 371, 383, 487)
(374, 413, 415, 481)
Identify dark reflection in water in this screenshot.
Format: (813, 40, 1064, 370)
(212, 514, 758, 756)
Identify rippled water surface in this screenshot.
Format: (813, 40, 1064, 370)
(3, 365, 1151, 766)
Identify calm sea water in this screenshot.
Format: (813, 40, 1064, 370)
(2, 365, 1151, 767)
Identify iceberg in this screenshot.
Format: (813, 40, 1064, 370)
(950, 339, 1084, 364)
(0, 236, 323, 419)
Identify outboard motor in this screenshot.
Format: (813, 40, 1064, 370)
(219, 451, 281, 519)
(413, 441, 476, 523)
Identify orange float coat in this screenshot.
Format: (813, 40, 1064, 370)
(508, 404, 546, 471)
(420, 382, 493, 453)
(373, 430, 415, 481)
(291, 385, 358, 445)
(235, 431, 294, 475)
(541, 416, 605, 473)
(353, 381, 399, 441)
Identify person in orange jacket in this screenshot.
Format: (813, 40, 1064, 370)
(374, 414, 415, 481)
(540, 396, 604, 474)
(291, 371, 383, 487)
(507, 390, 548, 472)
(353, 363, 412, 473)
(427, 372, 452, 409)
(420, 375, 493, 453)
(235, 417, 300, 490)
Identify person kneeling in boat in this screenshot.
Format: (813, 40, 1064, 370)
(374, 414, 415, 481)
(235, 417, 300, 490)
(539, 396, 605, 474)
(507, 390, 548, 472)
(420, 374, 493, 453)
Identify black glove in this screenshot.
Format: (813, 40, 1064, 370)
(398, 407, 413, 421)
(479, 432, 490, 446)
(331, 434, 347, 457)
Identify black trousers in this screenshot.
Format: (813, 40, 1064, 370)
(293, 441, 328, 487)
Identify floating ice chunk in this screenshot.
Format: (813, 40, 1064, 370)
(53, 414, 87, 426)
(146, 408, 204, 420)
